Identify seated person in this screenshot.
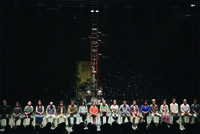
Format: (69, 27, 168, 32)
(130, 100, 142, 125)
(100, 100, 109, 125)
(89, 101, 98, 125)
(160, 100, 170, 124)
(119, 101, 131, 123)
(21, 101, 33, 126)
(35, 100, 44, 127)
(79, 101, 88, 125)
(11, 102, 22, 127)
(57, 101, 67, 125)
(170, 98, 180, 123)
(180, 99, 192, 124)
(46, 102, 56, 127)
(150, 99, 161, 123)
(191, 98, 200, 123)
(67, 100, 77, 127)
(0, 99, 12, 127)
(110, 100, 119, 123)
(141, 100, 150, 123)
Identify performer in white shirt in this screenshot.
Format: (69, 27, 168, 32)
(110, 100, 119, 123)
(170, 98, 180, 123)
(180, 99, 192, 124)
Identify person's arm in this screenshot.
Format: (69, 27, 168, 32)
(130, 106, 133, 114)
(89, 106, 92, 114)
(96, 107, 98, 114)
(191, 105, 196, 113)
(79, 106, 81, 113)
(106, 105, 108, 115)
(167, 105, 169, 114)
(36, 106, 38, 114)
(180, 105, 184, 113)
(31, 106, 33, 114)
(71, 105, 77, 114)
(19, 107, 22, 116)
(160, 105, 162, 114)
(54, 106, 56, 116)
(155, 105, 158, 114)
(136, 106, 139, 114)
(100, 105, 102, 115)
(150, 105, 153, 113)
(64, 106, 67, 115)
(127, 105, 130, 112)
(68, 106, 71, 114)
(141, 106, 144, 113)
(46, 106, 48, 116)
(119, 105, 122, 116)
(13, 108, 16, 116)
(24, 106, 27, 114)
(170, 104, 173, 113)
(110, 105, 113, 114)
(116, 106, 119, 113)
(188, 105, 190, 113)
(42, 106, 44, 114)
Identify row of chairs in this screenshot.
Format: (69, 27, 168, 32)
(0, 112, 194, 127)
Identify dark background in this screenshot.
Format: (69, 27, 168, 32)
(0, 0, 199, 108)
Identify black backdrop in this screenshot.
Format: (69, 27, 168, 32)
(0, 1, 199, 107)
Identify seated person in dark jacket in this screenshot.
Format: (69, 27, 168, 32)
(57, 101, 67, 124)
(0, 99, 12, 127)
(11, 102, 22, 127)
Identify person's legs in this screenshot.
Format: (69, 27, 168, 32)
(63, 116, 67, 124)
(122, 116, 125, 124)
(176, 113, 180, 122)
(137, 114, 143, 123)
(115, 114, 119, 122)
(12, 118, 16, 126)
(35, 115, 38, 125)
(132, 114, 136, 125)
(100, 115, 103, 124)
(181, 113, 185, 123)
(67, 114, 71, 126)
(29, 116, 33, 125)
(106, 115, 109, 123)
(5, 116, 9, 126)
(142, 113, 147, 123)
(151, 113, 154, 122)
(172, 113, 176, 123)
(188, 113, 192, 123)
(52, 115, 56, 126)
(155, 114, 161, 123)
(21, 116, 26, 126)
(127, 115, 131, 122)
(57, 115, 61, 124)
(165, 113, 170, 123)
(46, 115, 49, 123)
(93, 117, 96, 125)
(73, 114, 77, 125)
(82, 115, 86, 122)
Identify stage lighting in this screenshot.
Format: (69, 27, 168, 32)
(95, 10, 99, 12)
(191, 4, 195, 7)
(91, 10, 94, 12)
